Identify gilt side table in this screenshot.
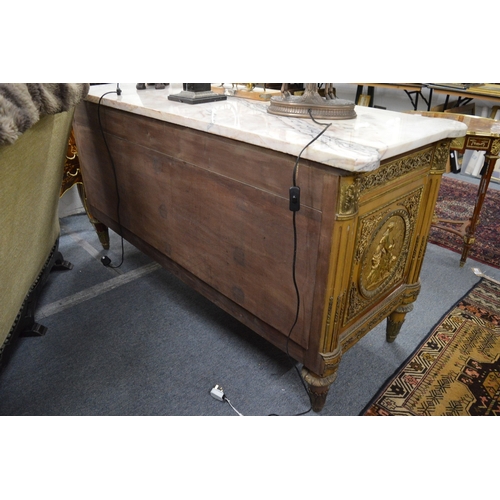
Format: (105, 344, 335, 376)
(410, 111, 500, 266)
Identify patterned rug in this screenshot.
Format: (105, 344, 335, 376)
(429, 176, 500, 269)
(361, 278, 500, 416)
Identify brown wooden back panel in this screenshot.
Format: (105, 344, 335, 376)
(74, 102, 343, 351)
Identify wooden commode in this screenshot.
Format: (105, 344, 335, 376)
(72, 84, 466, 412)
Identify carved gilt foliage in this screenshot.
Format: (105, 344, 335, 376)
(451, 136, 466, 151)
(357, 148, 433, 194)
(430, 140, 450, 172)
(491, 138, 500, 156)
(355, 210, 389, 263)
(337, 148, 433, 220)
(338, 181, 359, 218)
(400, 188, 423, 225)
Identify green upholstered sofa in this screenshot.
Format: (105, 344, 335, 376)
(0, 84, 89, 367)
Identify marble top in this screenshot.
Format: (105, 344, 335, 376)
(408, 111, 500, 137)
(85, 83, 467, 173)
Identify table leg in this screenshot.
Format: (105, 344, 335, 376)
(444, 94, 450, 110)
(459, 154, 498, 266)
(386, 283, 420, 342)
(368, 86, 375, 106)
(427, 88, 433, 111)
(387, 303, 414, 342)
(301, 368, 340, 413)
(405, 90, 420, 110)
(355, 85, 363, 104)
(77, 183, 110, 250)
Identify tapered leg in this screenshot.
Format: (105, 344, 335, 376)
(301, 369, 339, 413)
(458, 155, 499, 266)
(386, 303, 414, 343)
(77, 184, 110, 249)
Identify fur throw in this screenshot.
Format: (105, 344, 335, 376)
(0, 83, 89, 146)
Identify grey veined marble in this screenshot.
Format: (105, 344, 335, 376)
(86, 83, 467, 172)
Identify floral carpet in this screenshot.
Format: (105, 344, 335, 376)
(428, 176, 500, 269)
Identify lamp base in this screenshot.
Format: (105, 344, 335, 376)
(168, 84, 227, 105)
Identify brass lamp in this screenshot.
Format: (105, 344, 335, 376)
(268, 83, 356, 120)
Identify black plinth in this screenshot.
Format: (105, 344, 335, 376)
(168, 83, 227, 105)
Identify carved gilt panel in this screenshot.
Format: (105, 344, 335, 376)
(345, 187, 423, 323)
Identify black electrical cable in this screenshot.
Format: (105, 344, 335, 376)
(284, 109, 332, 416)
(97, 90, 125, 268)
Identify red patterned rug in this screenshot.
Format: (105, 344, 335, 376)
(361, 278, 500, 416)
(428, 176, 500, 269)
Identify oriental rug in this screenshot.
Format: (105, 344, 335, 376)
(361, 278, 500, 416)
(428, 176, 500, 269)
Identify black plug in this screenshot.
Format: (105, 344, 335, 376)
(101, 256, 112, 266)
(289, 186, 300, 212)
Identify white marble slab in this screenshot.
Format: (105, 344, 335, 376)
(85, 83, 467, 173)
